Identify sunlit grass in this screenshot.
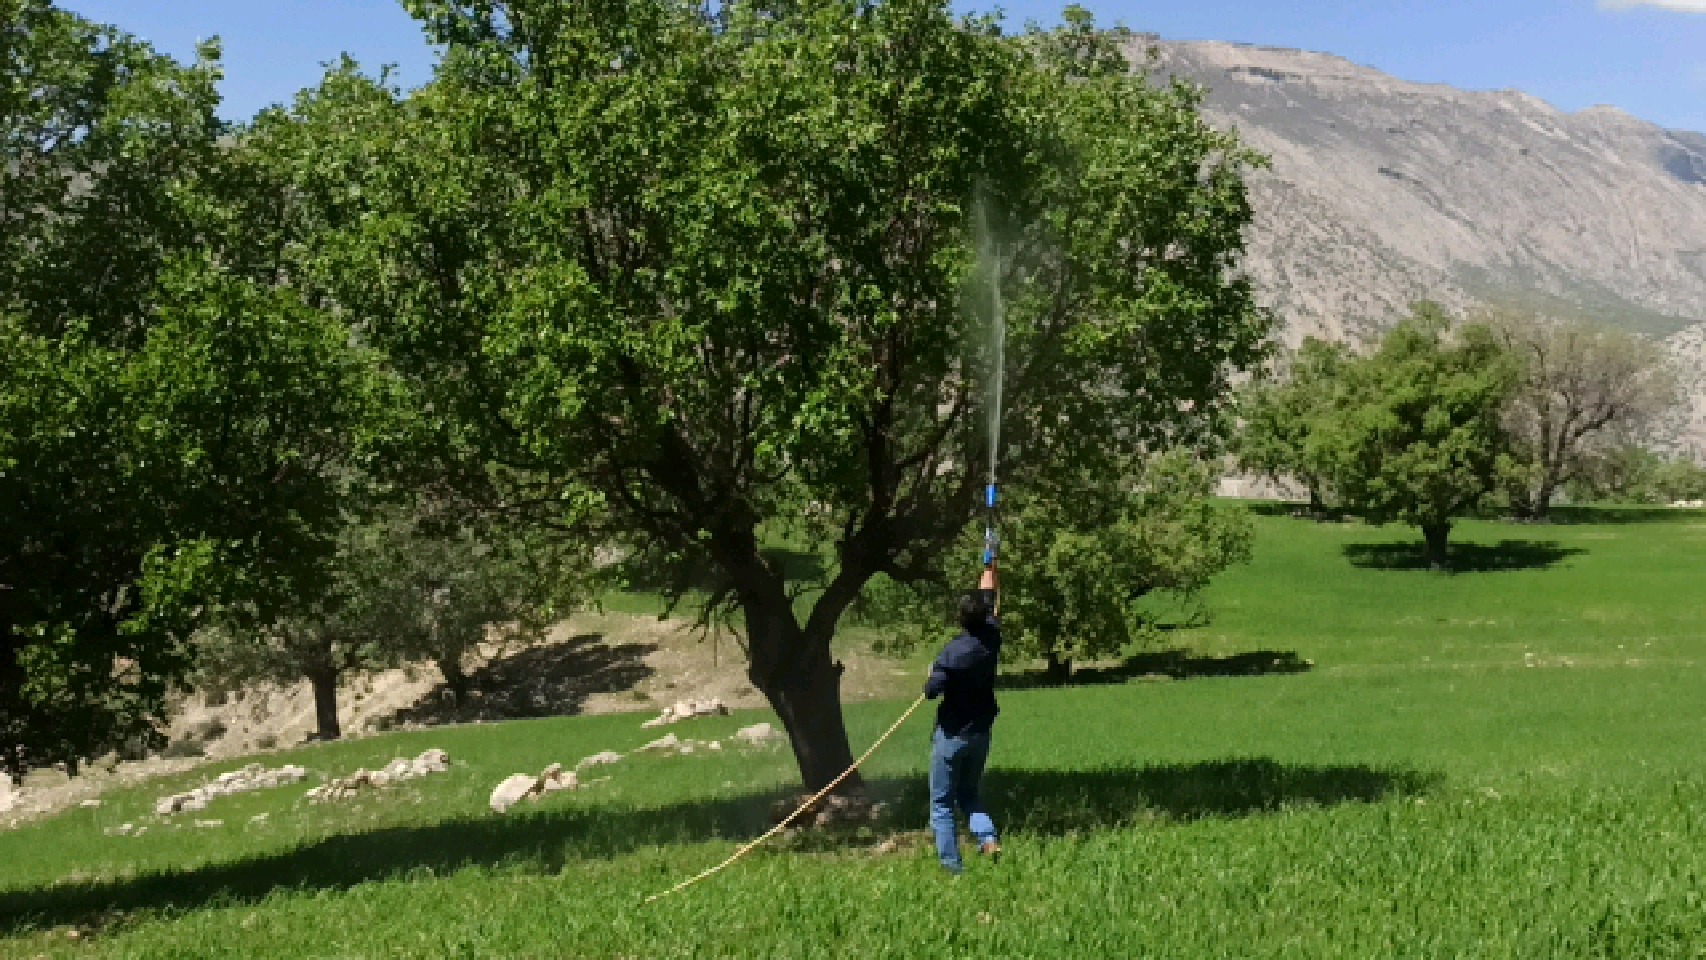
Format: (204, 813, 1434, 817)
(5, 507, 1706, 958)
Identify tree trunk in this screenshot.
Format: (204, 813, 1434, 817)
(436, 656, 471, 706)
(1043, 647, 1072, 684)
(1531, 471, 1560, 523)
(1422, 522, 1451, 572)
(1307, 484, 1326, 518)
(745, 593, 860, 794)
(307, 666, 342, 741)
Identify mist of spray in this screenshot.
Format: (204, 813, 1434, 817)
(973, 190, 1007, 568)
(974, 194, 1006, 488)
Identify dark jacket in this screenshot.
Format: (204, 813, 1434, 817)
(924, 615, 1002, 737)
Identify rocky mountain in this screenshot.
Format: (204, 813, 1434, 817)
(1143, 38, 1706, 458)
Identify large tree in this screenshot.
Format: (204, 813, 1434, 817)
(1319, 303, 1518, 570)
(325, 0, 1269, 791)
(0, 4, 390, 777)
(1486, 310, 1677, 521)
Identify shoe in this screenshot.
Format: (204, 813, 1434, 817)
(979, 840, 1001, 862)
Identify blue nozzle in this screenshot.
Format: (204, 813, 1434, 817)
(985, 483, 998, 509)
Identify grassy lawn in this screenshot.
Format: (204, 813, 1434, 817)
(4, 507, 1706, 958)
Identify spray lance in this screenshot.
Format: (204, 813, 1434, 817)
(979, 229, 1006, 611)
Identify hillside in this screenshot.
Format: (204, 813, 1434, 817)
(1147, 38, 1706, 457)
(1150, 37, 1706, 340)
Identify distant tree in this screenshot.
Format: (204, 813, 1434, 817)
(1319, 303, 1518, 570)
(1486, 311, 1677, 521)
(198, 521, 404, 742)
(390, 517, 591, 706)
(997, 455, 1251, 681)
(1565, 446, 1706, 505)
(0, 3, 390, 777)
(199, 510, 582, 739)
(1236, 338, 1352, 514)
(856, 454, 1252, 681)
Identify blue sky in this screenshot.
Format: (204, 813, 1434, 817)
(61, 0, 1706, 133)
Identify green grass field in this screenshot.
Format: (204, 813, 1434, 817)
(6, 507, 1706, 958)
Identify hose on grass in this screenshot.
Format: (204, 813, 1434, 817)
(642, 692, 929, 905)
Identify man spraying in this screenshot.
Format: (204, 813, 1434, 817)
(923, 557, 1003, 875)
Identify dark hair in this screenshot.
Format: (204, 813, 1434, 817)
(958, 591, 991, 633)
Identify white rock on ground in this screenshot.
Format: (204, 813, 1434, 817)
(735, 723, 784, 746)
(636, 733, 724, 756)
(305, 749, 451, 804)
(155, 762, 310, 816)
(575, 751, 623, 770)
(489, 774, 539, 814)
(540, 764, 577, 793)
(640, 698, 731, 729)
(489, 764, 581, 813)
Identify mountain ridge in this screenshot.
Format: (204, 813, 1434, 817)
(1138, 36, 1706, 459)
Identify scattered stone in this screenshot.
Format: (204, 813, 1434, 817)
(575, 751, 623, 770)
(635, 733, 724, 756)
(155, 792, 209, 816)
(489, 763, 582, 813)
(79, 799, 101, 809)
(412, 749, 451, 776)
(305, 749, 451, 804)
(489, 774, 539, 814)
(540, 765, 577, 794)
(154, 762, 309, 816)
(640, 698, 731, 728)
(734, 723, 784, 746)
(193, 819, 224, 829)
(250, 813, 269, 823)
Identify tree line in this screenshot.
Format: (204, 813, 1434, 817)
(1237, 302, 1680, 568)
(2, 1, 1271, 789)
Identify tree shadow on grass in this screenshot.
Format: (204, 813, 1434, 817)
(1342, 540, 1583, 573)
(0, 758, 1434, 934)
(379, 633, 656, 728)
(999, 649, 1311, 690)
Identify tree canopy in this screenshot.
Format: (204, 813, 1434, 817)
(1314, 304, 1518, 570)
(326, 0, 1272, 789)
(1486, 310, 1676, 521)
(1, 3, 393, 776)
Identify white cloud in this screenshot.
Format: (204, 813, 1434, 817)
(1599, 0, 1706, 12)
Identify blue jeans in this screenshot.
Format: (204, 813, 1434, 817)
(929, 725, 997, 873)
